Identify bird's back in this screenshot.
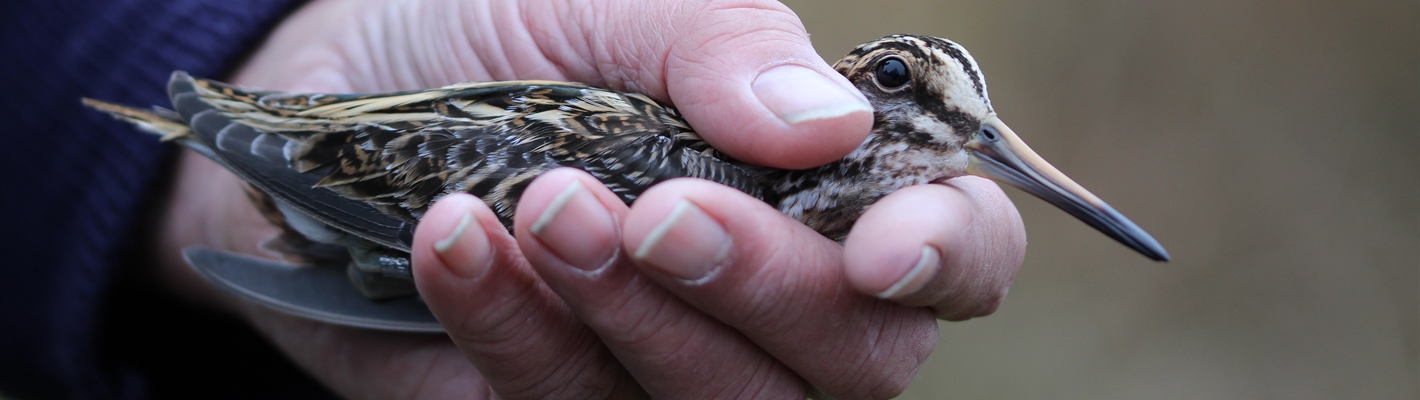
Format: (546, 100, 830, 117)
(147, 72, 767, 251)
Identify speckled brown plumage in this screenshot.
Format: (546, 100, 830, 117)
(176, 74, 774, 247)
(85, 34, 1170, 271)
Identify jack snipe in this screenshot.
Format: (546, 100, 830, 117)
(86, 34, 1168, 299)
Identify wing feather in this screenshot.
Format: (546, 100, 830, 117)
(163, 71, 769, 250)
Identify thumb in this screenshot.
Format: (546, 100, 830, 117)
(543, 0, 874, 169)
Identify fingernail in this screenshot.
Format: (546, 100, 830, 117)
(876, 246, 940, 299)
(633, 201, 730, 282)
(434, 210, 491, 279)
(752, 65, 872, 124)
(531, 180, 618, 271)
(435, 211, 473, 254)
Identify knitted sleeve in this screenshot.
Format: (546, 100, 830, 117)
(0, 0, 303, 397)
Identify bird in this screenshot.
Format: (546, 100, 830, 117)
(84, 34, 1168, 299)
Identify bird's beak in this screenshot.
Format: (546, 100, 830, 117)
(964, 116, 1170, 261)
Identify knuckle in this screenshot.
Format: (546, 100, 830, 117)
(828, 305, 935, 399)
(721, 237, 819, 333)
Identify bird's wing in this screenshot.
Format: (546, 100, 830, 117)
(166, 72, 764, 250)
(169, 72, 423, 251)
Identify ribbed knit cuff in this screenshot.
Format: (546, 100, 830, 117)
(0, 0, 302, 398)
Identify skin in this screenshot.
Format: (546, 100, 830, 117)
(150, 0, 1029, 398)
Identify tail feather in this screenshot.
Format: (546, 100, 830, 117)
(81, 98, 191, 141)
(82, 90, 349, 266)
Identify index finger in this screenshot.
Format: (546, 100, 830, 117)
(842, 176, 1027, 320)
(621, 179, 939, 399)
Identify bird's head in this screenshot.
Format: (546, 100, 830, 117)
(834, 35, 1169, 261)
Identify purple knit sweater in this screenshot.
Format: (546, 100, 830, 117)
(0, 1, 344, 398)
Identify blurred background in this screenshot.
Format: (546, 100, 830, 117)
(778, 0, 1418, 398)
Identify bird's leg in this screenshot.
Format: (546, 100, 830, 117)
(343, 237, 418, 300)
(346, 266, 418, 300)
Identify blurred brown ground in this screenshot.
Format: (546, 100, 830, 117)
(779, 0, 1419, 398)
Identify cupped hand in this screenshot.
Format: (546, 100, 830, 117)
(153, 0, 1028, 398)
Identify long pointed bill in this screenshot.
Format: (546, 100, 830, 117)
(965, 116, 1170, 261)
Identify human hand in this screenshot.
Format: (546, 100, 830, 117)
(152, 0, 1027, 398)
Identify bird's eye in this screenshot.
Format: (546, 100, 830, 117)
(873, 57, 910, 90)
